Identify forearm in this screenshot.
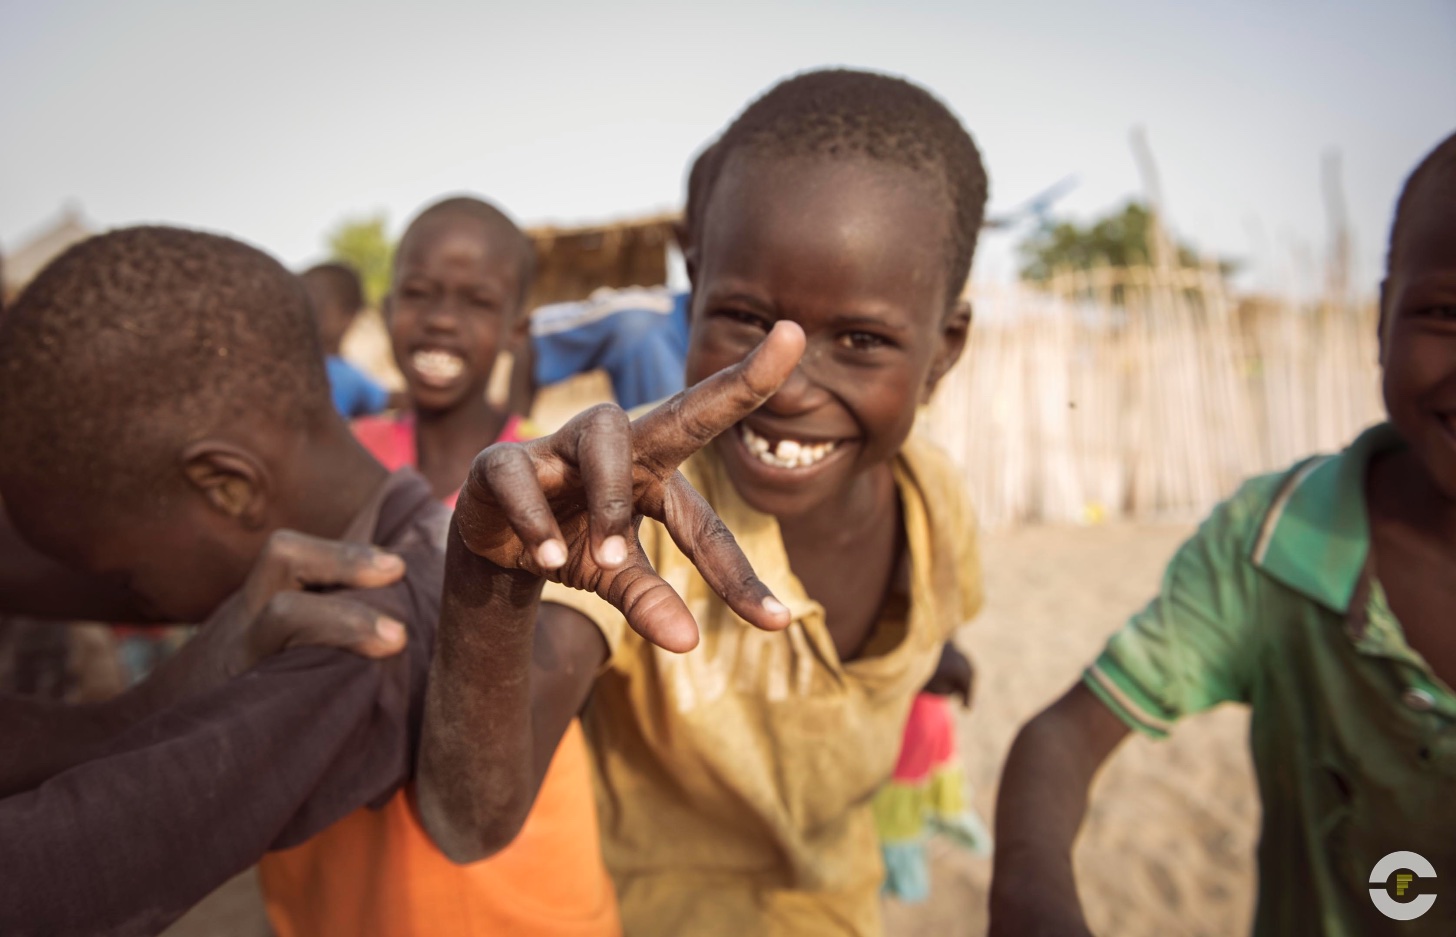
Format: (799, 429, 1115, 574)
(989, 686, 1128, 937)
(0, 646, 406, 937)
(415, 520, 545, 862)
(0, 691, 145, 795)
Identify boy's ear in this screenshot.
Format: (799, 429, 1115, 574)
(922, 299, 972, 404)
(180, 442, 271, 530)
(509, 304, 532, 350)
(673, 223, 700, 289)
(1377, 278, 1391, 365)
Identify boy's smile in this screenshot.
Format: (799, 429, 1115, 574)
(1381, 179, 1456, 500)
(389, 213, 525, 414)
(684, 154, 966, 521)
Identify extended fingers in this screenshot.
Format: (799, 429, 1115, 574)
(632, 320, 805, 473)
(660, 473, 790, 633)
(244, 529, 405, 612)
(248, 590, 407, 668)
(467, 442, 568, 570)
(602, 558, 702, 653)
(570, 405, 634, 570)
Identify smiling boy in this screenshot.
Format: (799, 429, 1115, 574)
(412, 69, 988, 937)
(261, 197, 619, 937)
(990, 131, 1456, 937)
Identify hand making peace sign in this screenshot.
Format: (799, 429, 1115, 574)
(453, 321, 806, 653)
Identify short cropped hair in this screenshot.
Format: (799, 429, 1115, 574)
(1389, 130, 1456, 272)
(397, 196, 536, 306)
(0, 226, 332, 506)
(685, 68, 989, 299)
(301, 261, 364, 315)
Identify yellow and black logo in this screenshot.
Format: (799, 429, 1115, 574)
(1369, 851, 1437, 921)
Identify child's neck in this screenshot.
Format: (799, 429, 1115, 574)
(413, 391, 510, 500)
(1369, 448, 1456, 548)
(1367, 446, 1456, 690)
(289, 422, 392, 539)
(776, 463, 902, 663)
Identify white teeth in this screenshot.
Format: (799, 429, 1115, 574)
(740, 425, 839, 470)
(412, 349, 464, 383)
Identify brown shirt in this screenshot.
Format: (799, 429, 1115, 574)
(0, 470, 449, 937)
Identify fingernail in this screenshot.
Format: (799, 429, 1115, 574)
(376, 618, 405, 643)
(539, 540, 568, 569)
(762, 596, 789, 618)
(372, 552, 405, 572)
(600, 536, 627, 567)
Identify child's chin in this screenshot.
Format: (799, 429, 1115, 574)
(411, 383, 470, 411)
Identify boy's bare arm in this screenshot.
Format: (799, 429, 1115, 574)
(0, 531, 409, 796)
(989, 683, 1130, 937)
(415, 322, 805, 863)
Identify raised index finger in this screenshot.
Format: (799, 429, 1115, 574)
(631, 320, 805, 474)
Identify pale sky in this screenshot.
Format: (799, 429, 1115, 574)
(2, 0, 1454, 296)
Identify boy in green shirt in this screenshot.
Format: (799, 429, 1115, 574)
(991, 131, 1456, 937)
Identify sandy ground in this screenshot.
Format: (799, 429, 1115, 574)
(161, 523, 1260, 937)
(884, 523, 1260, 937)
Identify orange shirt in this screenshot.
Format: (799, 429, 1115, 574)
(259, 413, 620, 937)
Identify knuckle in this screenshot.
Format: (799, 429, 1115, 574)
(596, 496, 632, 519)
(262, 590, 301, 626)
(679, 407, 720, 446)
(263, 529, 303, 564)
(583, 403, 629, 429)
(479, 442, 525, 475)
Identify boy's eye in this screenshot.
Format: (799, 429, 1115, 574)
(839, 331, 891, 352)
(716, 308, 771, 330)
(1427, 305, 1456, 320)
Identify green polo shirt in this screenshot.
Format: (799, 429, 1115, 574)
(1085, 424, 1455, 936)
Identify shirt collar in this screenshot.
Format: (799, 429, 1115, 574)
(1248, 423, 1404, 613)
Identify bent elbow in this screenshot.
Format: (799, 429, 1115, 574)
(414, 786, 531, 865)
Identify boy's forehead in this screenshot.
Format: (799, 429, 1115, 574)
(700, 154, 951, 279)
(705, 154, 948, 246)
(401, 211, 523, 263)
(1393, 191, 1456, 275)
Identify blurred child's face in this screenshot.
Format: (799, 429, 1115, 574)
(302, 275, 356, 353)
(4, 479, 258, 622)
(1382, 180, 1456, 499)
(388, 214, 524, 414)
(684, 154, 967, 519)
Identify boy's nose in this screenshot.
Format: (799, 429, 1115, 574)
(759, 350, 831, 417)
(422, 301, 462, 332)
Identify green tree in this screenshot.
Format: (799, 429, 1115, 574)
(326, 214, 394, 308)
(1018, 201, 1233, 283)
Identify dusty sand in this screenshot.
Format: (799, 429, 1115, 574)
(884, 523, 1259, 937)
(162, 523, 1260, 937)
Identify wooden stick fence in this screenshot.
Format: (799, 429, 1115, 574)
(922, 267, 1382, 529)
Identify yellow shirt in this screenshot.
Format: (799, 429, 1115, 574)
(542, 433, 982, 937)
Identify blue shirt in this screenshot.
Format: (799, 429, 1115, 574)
(531, 287, 690, 411)
(326, 355, 390, 419)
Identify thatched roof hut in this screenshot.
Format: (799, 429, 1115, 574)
(524, 212, 678, 309)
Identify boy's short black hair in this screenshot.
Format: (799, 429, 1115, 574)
(397, 196, 536, 307)
(301, 261, 365, 315)
(0, 226, 332, 506)
(1389, 130, 1456, 271)
(685, 68, 989, 300)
